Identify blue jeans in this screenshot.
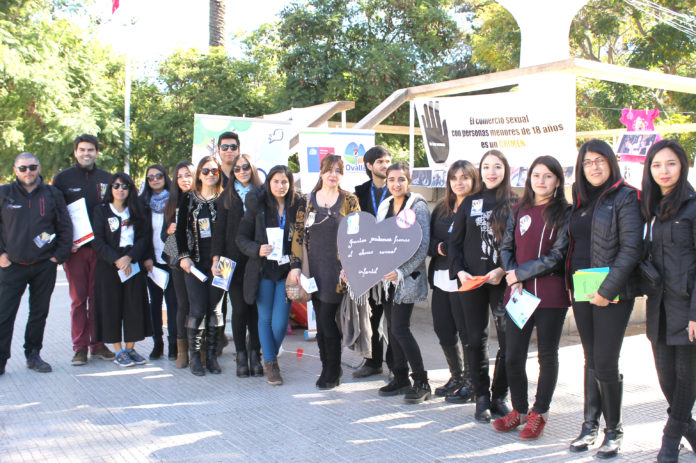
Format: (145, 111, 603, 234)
(256, 279, 291, 362)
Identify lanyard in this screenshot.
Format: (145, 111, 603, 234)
(278, 208, 286, 229)
(371, 183, 387, 214)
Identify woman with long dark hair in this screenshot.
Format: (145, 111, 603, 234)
(640, 139, 696, 463)
(288, 154, 361, 390)
(428, 160, 480, 402)
(162, 161, 194, 368)
(448, 150, 517, 422)
(139, 164, 177, 361)
(176, 156, 226, 376)
(495, 156, 570, 439)
(236, 165, 304, 386)
(566, 139, 641, 459)
(92, 173, 152, 368)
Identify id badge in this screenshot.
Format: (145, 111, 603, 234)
(470, 199, 483, 216)
(448, 222, 454, 233)
(346, 213, 359, 235)
(33, 232, 55, 249)
(199, 218, 211, 238)
(278, 255, 290, 265)
(108, 217, 120, 232)
(306, 212, 316, 228)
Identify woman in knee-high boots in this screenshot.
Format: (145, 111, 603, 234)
(640, 139, 696, 463)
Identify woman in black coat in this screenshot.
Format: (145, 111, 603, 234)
(93, 173, 152, 368)
(566, 139, 642, 459)
(640, 139, 696, 463)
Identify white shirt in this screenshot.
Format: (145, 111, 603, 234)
(109, 204, 134, 248)
(151, 211, 165, 264)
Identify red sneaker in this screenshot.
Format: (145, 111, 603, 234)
(492, 410, 522, 432)
(519, 411, 546, 440)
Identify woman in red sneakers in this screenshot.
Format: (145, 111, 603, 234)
(495, 156, 571, 439)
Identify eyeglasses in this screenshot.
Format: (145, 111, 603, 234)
(201, 167, 219, 176)
(16, 164, 38, 172)
(147, 172, 164, 181)
(582, 157, 607, 169)
(220, 143, 238, 151)
(112, 183, 129, 190)
(233, 164, 251, 173)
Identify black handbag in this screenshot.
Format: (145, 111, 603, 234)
(640, 218, 661, 287)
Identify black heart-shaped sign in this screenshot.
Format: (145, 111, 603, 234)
(337, 211, 423, 299)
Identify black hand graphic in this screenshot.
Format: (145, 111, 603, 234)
(420, 101, 450, 164)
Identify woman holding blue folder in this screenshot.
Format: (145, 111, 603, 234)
(496, 156, 570, 439)
(566, 139, 642, 459)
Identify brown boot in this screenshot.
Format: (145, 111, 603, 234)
(175, 339, 189, 368)
(265, 360, 282, 386)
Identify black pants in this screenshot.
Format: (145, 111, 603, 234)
(572, 299, 633, 383)
(313, 297, 340, 340)
(652, 340, 696, 422)
(364, 296, 393, 369)
(228, 282, 260, 353)
(146, 263, 178, 346)
(0, 260, 57, 360)
(431, 287, 468, 348)
(184, 258, 224, 329)
(384, 299, 425, 375)
(505, 307, 568, 414)
(459, 283, 507, 398)
(172, 267, 189, 339)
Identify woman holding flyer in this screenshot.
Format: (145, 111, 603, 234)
(212, 153, 263, 378)
(92, 173, 152, 368)
(237, 165, 304, 386)
(495, 156, 570, 439)
(448, 150, 517, 423)
(288, 154, 360, 390)
(640, 139, 696, 463)
(566, 139, 641, 459)
(176, 156, 226, 376)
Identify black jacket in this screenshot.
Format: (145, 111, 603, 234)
(427, 201, 454, 286)
(211, 186, 249, 284)
(566, 179, 642, 301)
(236, 188, 304, 305)
(0, 179, 72, 264)
(644, 189, 696, 345)
(354, 179, 391, 216)
(53, 163, 112, 224)
(92, 203, 150, 266)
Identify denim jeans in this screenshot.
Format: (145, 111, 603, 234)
(256, 278, 291, 362)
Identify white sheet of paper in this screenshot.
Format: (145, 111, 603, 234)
(118, 262, 140, 283)
(265, 227, 284, 261)
(148, 266, 169, 290)
(190, 265, 208, 282)
(66, 198, 94, 247)
(300, 274, 318, 293)
(505, 289, 541, 329)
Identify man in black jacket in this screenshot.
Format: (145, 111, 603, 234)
(0, 152, 73, 375)
(53, 134, 115, 365)
(352, 145, 393, 378)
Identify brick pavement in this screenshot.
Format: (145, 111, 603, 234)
(0, 268, 693, 462)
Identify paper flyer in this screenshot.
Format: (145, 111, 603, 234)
(118, 262, 140, 283)
(505, 289, 541, 329)
(66, 198, 94, 247)
(211, 257, 236, 291)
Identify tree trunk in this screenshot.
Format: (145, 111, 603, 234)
(209, 0, 226, 49)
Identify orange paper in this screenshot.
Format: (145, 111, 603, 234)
(458, 275, 490, 292)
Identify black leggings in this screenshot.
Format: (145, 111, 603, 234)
(572, 299, 633, 383)
(384, 299, 425, 375)
(228, 282, 260, 353)
(184, 258, 224, 329)
(172, 267, 189, 339)
(313, 297, 341, 340)
(652, 340, 696, 422)
(505, 307, 568, 414)
(146, 263, 178, 345)
(431, 287, 468, 348)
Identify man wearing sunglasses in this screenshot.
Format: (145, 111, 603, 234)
(53, 134, 116, 366)
(0, 153, 72, 375)
(217, 131, 240, 187)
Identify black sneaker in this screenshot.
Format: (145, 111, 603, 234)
(113, 350, 134, 367)
(127, 349, 147, 365)
(26, 351, 52, 373)
(378, 376, 411, 396)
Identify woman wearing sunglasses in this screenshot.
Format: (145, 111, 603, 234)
(176, 156, 226, 376)
(92, 173, 152, 368)
(212, 153, 264, 377)
(139, 164, 177, 362)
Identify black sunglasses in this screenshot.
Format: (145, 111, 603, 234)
(233, 163, 251, 173)
(16, 164, 39, 172)
(147, 172, 164, 181)
(112, 182, 129, 190)
(220, 143, 238, 151)
(201, 167, 219, 176)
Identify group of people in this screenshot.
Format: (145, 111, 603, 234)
(0, 131, 694, 462)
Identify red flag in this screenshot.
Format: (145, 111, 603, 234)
(112, 0, 119, 14)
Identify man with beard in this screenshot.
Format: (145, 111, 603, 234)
(0, 152, 72, 375)
(352, 145, 394, 378)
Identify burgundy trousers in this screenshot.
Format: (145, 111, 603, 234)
(63, 245, 104, 352)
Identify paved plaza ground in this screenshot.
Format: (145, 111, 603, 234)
(1, 268, 694, 462)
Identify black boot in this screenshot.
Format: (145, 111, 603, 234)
(404, 371, 431, 404)
(317, 335, 342, 390)
(570, 368, 601, 452)
(379, 368, 411, 396)
(596, 377, 623, 459)
(491, 395, 511, 418)
(167, 340, 177, 361)
(236, 351, 250, 377)
(475, 395, 492, 423)
(188, 328, 205, 376)
(685, 418, 696, 452)
(435, 343, 464, 397)
(149, 338, 164, 360)
(25, 350, 52, 373)
(249, 350, 264, 377)
(445, 344, 475, 403)
(205, 325, 221, 374)
(490, 316, 509, 411)
(657, 417, 688, 463)
(215, 326, 228, 357)
(315, 332, 327, 388)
